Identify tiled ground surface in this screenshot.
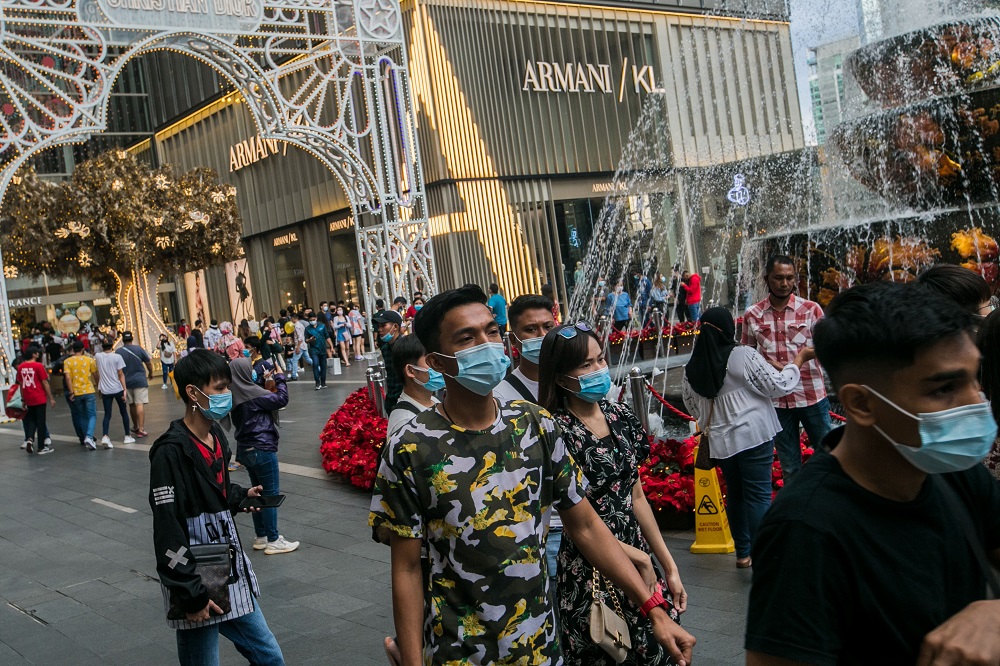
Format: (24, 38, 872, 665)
(0, 361, 749, 665)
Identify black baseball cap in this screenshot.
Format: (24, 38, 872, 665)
(122, 331, 134, 341)
(373, 310, 403, 326)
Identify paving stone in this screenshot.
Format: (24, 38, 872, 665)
(0, 368, 756, 662)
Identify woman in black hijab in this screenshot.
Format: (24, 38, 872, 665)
(681, 307, 815, 568)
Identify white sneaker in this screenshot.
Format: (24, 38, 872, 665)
(43, 437, 51, 446)
(123, 435, 136, 445)
(252, 537, 268, 551)
(36, 444, 54, 455)
(161, 384, 168, 389)
(84, 437, 97, 451)
(23, 440, 32, 453)
(100, 435, 112, 448)
(264, 536, 300, 555)
(20, 440, 28, 450)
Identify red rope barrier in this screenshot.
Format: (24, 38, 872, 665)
(830, 412, 845, 423)
(644, 382, 696, 422)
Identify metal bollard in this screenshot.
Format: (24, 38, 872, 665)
(372, 370, 387, 418)
(628, 367, 650, 433)
(365, 367, 377, 404)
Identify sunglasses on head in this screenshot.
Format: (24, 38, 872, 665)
(557, 321, 594, 339)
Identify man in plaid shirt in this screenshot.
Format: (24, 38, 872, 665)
(741, 255, 832, 479)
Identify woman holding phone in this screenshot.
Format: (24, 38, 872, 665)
(229, 356, 299, 555)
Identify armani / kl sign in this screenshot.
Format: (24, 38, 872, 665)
(522, 58, 665, 99)
(230, 135, 287, 172)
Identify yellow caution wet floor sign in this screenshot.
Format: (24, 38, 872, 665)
(690, 445, 735, 554)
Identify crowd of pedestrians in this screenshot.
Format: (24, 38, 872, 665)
(11, 256, 1000, 666)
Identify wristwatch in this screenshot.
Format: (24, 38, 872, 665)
(639, 590, 669, 618)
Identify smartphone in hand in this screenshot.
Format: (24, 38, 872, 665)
(239, 495, 286, 510)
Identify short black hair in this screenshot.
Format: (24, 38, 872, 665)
(392, 333, 427, 384)
(72, 341, 84, 353)
(279, 309, 287, 317)
(174, 349, 232, 405)
(375, 299, 385, 310)
(243, 336, 262, 350)
(210, 319, 218, 326)
(102, 341, 113, 350)
(393, 296, 408, 306)
(414, 284, 489, 353)
(489, 283, 499, 294)
(765, 254, 795, 275)
(917, 263, 992, 314)
(24, 344, 41, 359)
(814, 282, 974, 391)
(508, 294, 555, 330)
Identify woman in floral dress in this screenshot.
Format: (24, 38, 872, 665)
(538, 322, 689, 665)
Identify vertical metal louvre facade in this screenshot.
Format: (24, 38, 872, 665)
(403, 0, 803, 302)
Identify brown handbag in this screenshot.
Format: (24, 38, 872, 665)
(693, 399, 716, 470)
(589, 567, 631, 663)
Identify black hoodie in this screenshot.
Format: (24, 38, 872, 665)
(149, 418, 260, 629)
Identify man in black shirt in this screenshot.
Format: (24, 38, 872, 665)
(374, 309, 404, 413)
(747, 281, 1000, 666)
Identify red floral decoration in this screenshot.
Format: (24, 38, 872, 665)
(319, 388, 387, 490)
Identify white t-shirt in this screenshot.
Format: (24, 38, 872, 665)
(95, 351, 127, 395)
(160, 342, 176, 364)
(387, 392, 439, 439)
(294, 320, 307, 351)
(493, 367, 539, 405)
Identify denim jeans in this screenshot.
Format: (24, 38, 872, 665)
(288, 349, 303, 378)
(236, 448, 280, 541)
(175, 600, 284, 666)
(65, 393, 83, 442)
(687, 302, 702, 322)
(774, 397, 833, 480)
(70, 393, 97, 440)
(716, 441, 774, 559)
(162, 363, 174, 385)
(309, 351, 327, 386)
(101, 391, 130, 438)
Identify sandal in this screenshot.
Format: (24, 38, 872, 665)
(736, 557, 752, 569)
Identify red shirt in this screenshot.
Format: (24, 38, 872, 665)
(16, 361, 49, 407)
(685, 274, 702, 304)
(190, 433, 225, 492)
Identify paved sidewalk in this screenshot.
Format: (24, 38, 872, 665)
(0, 362, 750, 665)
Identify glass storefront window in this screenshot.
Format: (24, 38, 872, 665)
(329, 231, 362, 306)
(273, 233, 307, 313)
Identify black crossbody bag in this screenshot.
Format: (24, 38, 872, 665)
(166, 541, 239, 620)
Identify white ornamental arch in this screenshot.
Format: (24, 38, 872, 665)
(0, 0, 435, 383)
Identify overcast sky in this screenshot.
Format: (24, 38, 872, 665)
(788, 0, 860, 143)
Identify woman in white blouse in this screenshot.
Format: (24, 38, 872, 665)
(682, 307, 815, 568)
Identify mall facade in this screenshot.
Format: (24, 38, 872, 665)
(7, 0, 802, 331)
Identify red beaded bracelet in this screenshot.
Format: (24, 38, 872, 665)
(639, 590, 667, 618)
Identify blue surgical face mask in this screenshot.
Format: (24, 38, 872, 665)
(415, 305, 423, 311)
(435, 342, 511, 396)
(411, 365, 445, 392)
(195, 388, 233, 421)
(381, 332, 394, 343)
(242, 349, 250, 357)
(865, 386, 998, 474)
(515, 334, 543, 365)
(568, 367, 612, 403)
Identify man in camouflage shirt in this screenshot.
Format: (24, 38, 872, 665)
(369, 285, 694, 666)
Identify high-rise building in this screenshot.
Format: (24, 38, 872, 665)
(807, 36, 859, 145)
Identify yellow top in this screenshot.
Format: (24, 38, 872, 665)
(63, 355, 97, 395)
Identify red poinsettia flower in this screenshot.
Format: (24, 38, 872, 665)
(319, 388, 388, 490)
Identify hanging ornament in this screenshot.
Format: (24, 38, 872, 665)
(183, 188, 193, 196)
(211, 242, 222, 254)
(78, 250, 93, 267)
(54, 227, 70, 238)
(155, 236, 174, 249)
(3, 265, 18, 279)
(227, 186, 237, 198)
(152, 216, 164, 226)
(66, 220, 90, 237)
(111, 179, 123, 191)
(109, 306, 120, 316)
(211, 191, 225, 204)
(153, 174, 171, 189)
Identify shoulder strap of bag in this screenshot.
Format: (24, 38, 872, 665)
(120, 345, 143, 363)
(504, 372, 535, 403)
(936, 475, 1000, 599)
